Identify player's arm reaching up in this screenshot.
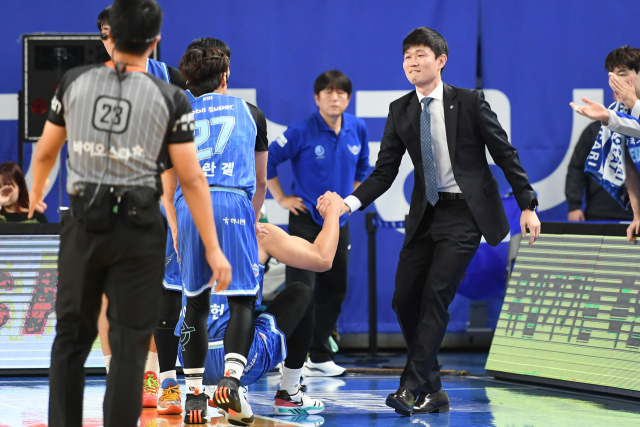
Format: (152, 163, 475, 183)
(257, 191, 344, 271)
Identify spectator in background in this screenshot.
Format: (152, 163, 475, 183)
(566, 46, 640, 222)
(0, 161, 48, 223)
(267, 70, 370, 377)
(565, 121, 633, 221)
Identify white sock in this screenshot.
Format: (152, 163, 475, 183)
(104, 355, 111, 374)
(145, 351, 159, 376)
(184, 368, 205, 394)
(224, 353, 247, 381)
(159, 370, 177, 386)
(280, 367, 303, 394)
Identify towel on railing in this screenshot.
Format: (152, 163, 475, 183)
(584, 101, 640, 208)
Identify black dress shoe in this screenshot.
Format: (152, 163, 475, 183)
(413, 390, 450, 414)
(385, 386, 415, 416)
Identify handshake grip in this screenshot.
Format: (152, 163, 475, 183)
(316, 191, 346, 218)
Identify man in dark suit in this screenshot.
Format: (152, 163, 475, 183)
(321, 27, 541, 415)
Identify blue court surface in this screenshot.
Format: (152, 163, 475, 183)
(1, 352, 639, 427)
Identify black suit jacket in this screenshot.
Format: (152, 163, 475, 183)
(352, 83, 535, 246)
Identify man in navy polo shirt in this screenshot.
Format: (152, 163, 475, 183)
(267, 70, 370, 376)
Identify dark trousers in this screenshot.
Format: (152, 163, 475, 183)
(394, 199, 481, 397)
(264, 282, 315, 369)
(48, 210, 166, 427)
(286, 211, 350, 363)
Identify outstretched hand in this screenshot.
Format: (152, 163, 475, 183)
(521, 209, 541, 245)
(570, 98, 609, 122)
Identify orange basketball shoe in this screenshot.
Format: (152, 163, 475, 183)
(142, 371, 160, 408)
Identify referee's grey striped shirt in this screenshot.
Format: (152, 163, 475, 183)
(48, 63, 194, 194)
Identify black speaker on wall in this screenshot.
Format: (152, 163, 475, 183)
(19, 34, 159, 166)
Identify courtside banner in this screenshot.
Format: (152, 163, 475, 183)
(486, 222, 640, 398)
(0, 234, 103, 369)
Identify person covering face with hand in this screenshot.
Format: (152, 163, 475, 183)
(0, 161, 47, 223)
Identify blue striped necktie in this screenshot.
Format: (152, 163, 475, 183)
(420, 97, 439, 206)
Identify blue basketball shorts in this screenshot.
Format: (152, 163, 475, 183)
(175, 188, 260, 297)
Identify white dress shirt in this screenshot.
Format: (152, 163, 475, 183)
(344, 80, 460, 213)
(416, 80, 460, 193)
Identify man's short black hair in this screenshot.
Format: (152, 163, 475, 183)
(179, 47, 230, 98)
(605, 45, 640, 73)
(403, 27, 449, 74)
(187, 38, 231, 60)
(313, 70, 352, 97)
(110, 0, 162, 55)
(97, 6, 110, 31)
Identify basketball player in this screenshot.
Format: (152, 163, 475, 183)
(161, 45, 268, 424)
(178, 191, 343, 425)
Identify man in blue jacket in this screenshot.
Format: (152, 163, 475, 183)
(267, 70, 370, 376)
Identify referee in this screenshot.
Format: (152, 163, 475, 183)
(27, 1, 231, 427)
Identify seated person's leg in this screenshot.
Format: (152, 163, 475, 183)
(264, 282, 314, 369)
(264, 282, 324, 415)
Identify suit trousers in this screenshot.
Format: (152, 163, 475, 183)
(285, 211, 350, 363)
(48, 210, 165, 427)
(394, 199, 481, 397)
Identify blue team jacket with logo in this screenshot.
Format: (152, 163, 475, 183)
(267, 111, 370, 226)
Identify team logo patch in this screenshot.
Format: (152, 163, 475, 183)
(315, 145, 325, 157)
(276, 134, 288, 147)
(348, 144, 361, 155)
(253, 264, 260, 277)
(180, 320, 195, 351)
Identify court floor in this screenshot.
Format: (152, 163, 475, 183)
(1, 372, 640, 427)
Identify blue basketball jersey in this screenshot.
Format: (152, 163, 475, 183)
(146, 58, 170, 82)
(175, 92, 258, 202)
